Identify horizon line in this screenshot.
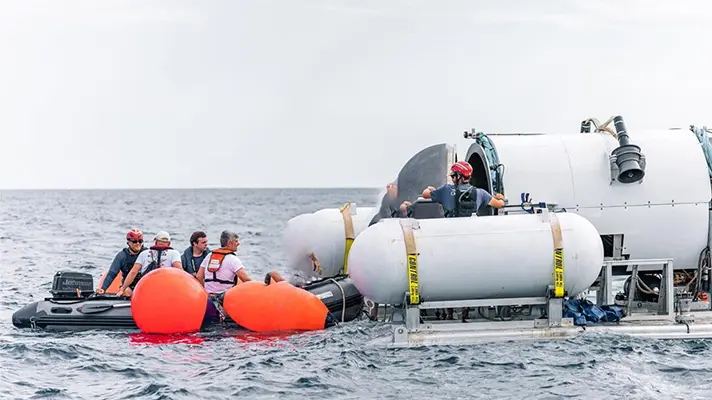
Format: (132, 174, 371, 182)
(0, 185, 382, 191)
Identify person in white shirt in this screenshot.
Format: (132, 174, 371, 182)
(197, 230, 253, 299)
(116, 231, 182, 297)
(197, 230, 291, 324)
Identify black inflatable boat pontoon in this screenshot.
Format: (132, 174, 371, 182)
(301, 274, 364, 323)
(13, 271, 365, 331)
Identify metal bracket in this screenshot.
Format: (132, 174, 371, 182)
(546, 285, 564, 327)
(621, 259, 674, 318)
(675, 291, 695, 324)
(596, 261, 615, 306)
(609, 155, 619, 184)
(405, 304, 420, 331)
(383, 257, 679, 347)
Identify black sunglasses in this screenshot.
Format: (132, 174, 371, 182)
(128, 239, 143, 244)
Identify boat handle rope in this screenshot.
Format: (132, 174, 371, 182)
(326, 278, 347, 323)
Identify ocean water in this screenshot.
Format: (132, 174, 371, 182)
(2, 188, 712, 400)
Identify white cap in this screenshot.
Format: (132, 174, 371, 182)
(154, 231, 171, 242)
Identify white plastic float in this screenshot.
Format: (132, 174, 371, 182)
(283, 204, 378, 279)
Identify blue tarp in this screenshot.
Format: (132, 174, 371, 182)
(563, 298, 625, 326)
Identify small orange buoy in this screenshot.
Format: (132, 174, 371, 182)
(131, 268, 208, 334)
(97, 270, 122, 294)
(223, 281, 330, 332)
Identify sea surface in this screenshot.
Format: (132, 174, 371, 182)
(1, 188, 712, 400)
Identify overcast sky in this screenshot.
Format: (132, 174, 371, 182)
(1, 0, 710, 189)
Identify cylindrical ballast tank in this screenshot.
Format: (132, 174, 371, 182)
(282, 213, 315, 273)
(283, 205, 378, 279)
(477, 130, 712, 269)
(347, 212, 604, 305)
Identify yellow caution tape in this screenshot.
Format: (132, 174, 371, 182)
(553, 248, 564, 297)
(549, 213, 565, 298)
(407, 254, 420, 304)
(400, 220, 420, 305)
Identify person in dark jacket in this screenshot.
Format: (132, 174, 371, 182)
(97, 228, 147, 294)
(181, 231, 211, 277)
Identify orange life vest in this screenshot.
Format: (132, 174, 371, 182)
(205, 248, 237, 285)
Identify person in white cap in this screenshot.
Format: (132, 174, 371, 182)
(116, 230, 183, 297)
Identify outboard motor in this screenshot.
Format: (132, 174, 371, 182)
(13, 271, 97, 329)
(610, 116, 646, 184)
(50, 271, 94, 299)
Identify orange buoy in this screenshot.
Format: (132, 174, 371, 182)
(131, 268, 208, 334)
(97, 270, 122, 294)
(223, 281, 330, 332)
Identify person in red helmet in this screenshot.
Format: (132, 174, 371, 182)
(421, 160, 505, 218)
(421, 161, 506, 321)
(117, 230, 183, 297)
(96, 229, 147, 294)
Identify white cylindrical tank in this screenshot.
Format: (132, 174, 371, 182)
(283, 205, 378, 279)
(471, 129, 712, 269)
(347, 212, 604, 305)
(282, 213, 316, 275)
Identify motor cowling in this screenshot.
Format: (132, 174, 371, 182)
(50, 271, 94, 299)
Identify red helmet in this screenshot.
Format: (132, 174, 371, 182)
(450, 161, 473, 178)
(126, 228, 144, 241)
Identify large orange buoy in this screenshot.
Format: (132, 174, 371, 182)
(97, 270, 122, 294)
(223, 281, 330, 332)
(131, 268, 208, 334)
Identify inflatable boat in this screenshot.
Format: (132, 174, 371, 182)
(12, 271, 364, 331)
